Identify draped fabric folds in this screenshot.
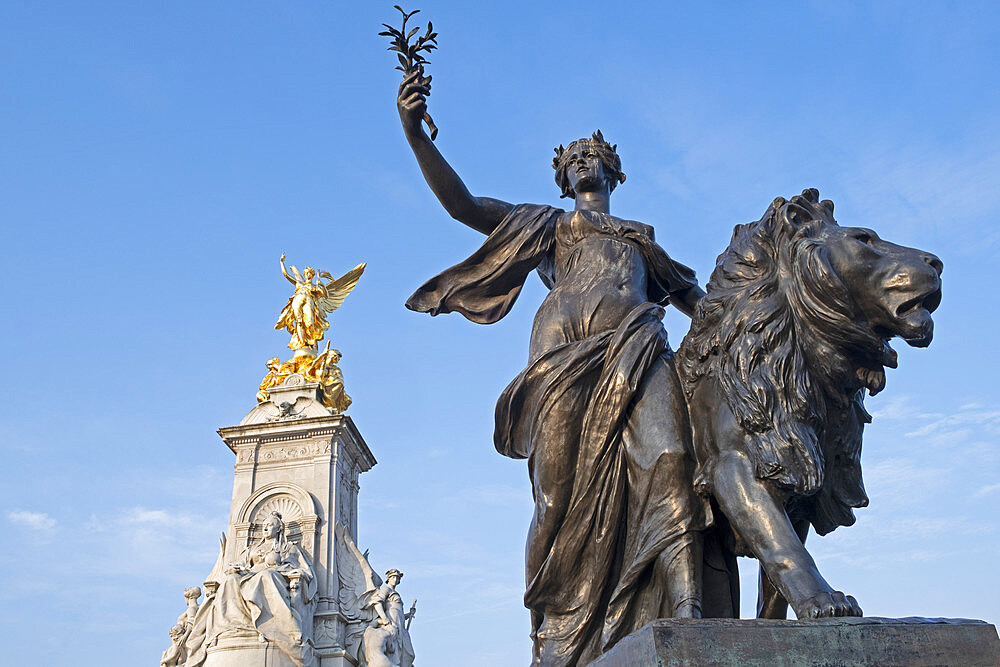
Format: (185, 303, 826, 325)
(405, 204, 562, 323)
(497, 303, 710, 663)
(407, 204, 709, 665)
(203, 541, 316, 666)
(405, 204, 698, 323)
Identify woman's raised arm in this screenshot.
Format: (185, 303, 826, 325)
(279, 254, 298, 285)
(398, 69, 513, 235)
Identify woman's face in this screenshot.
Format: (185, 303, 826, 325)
(263, 518, 280, 539)
(564, 143, 608, 196)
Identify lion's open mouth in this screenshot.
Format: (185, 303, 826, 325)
(891, 285, 940, 347)
(895, 287, 942, 319)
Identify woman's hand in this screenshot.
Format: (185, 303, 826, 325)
(397, 67, 431, 137)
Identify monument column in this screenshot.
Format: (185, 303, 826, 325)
(216, 376, 376, 667)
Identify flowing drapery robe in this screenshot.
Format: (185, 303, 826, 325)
(276, 281, 329, 349)
(407, 204, 712, 665)
(204, 539, 317, 666)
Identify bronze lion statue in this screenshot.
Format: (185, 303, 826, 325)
(677, 188, 942, 619)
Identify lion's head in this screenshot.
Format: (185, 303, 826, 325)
(678, 188, 942, 532)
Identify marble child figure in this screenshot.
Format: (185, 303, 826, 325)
(398, 71, 709, 666)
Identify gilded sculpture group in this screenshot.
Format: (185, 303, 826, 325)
(256, 254, 366, 412)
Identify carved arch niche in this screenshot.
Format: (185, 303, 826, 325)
(235, 482, 322, 560)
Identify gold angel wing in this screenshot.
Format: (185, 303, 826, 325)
(317, 262, 366, 313)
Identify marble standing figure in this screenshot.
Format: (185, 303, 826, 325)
(362, 569, 417, 667)
(335, 523, 418, 667)
(397, 72, 710, 665)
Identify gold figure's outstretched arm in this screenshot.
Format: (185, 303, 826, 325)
(317, 263, 366, 314)
(279, 253, 299, 286)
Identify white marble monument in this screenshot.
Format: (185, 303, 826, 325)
(160, 258, 416, 667)
(214, 375, 376, 666)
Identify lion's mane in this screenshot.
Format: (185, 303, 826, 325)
(678, 188, 874, 534)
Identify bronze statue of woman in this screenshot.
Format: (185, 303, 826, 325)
(398, 69, 710, 666)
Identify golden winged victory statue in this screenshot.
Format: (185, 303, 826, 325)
(256, 254, 366, 412)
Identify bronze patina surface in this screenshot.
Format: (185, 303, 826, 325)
(390, 10, 952, 667)
(396, 54, 712, 662)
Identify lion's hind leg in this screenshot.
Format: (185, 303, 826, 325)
(710, 449, 862, 619)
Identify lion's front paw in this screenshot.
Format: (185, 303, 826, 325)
(799, 591, 862, 618)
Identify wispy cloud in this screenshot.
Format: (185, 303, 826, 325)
(862, 458, 948, 509)
(121, 507, 199, 526)
(78, 505, 226, 587)
(867, 396, 1000, 460)
(447, 483, 528, 507)
(973, 483, 1000, 499)
(905, 407, 1000, 439)
(878, 516, 991, 540)
(7, 509, 56, 531)
(868, 395, 941, 422)
(840, 135, 1000, 250)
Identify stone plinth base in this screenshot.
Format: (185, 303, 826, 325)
(317, 649, 356, 667)
(589, 617, 1000, 667)
(204, 634, 300, 667)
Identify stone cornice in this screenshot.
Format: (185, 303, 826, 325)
(217, 414, 376, 470)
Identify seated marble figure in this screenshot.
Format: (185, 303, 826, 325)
(168, 511, 317, 667)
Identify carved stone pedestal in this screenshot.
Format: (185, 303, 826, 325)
(589, 617, 1000, 667)
(205, 635, 298, 667)
(216, 375, 377, 667)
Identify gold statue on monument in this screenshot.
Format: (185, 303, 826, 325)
(276, 253, 367, 352)
(257, 255, 366, 412)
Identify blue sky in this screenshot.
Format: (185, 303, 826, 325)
(1, 1, 998, 664)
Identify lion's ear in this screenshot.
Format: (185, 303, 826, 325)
(784, 203, 811, 228)
(800, 188, 820, 203)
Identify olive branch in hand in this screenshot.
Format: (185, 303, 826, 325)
(380, 5, 439, 139)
